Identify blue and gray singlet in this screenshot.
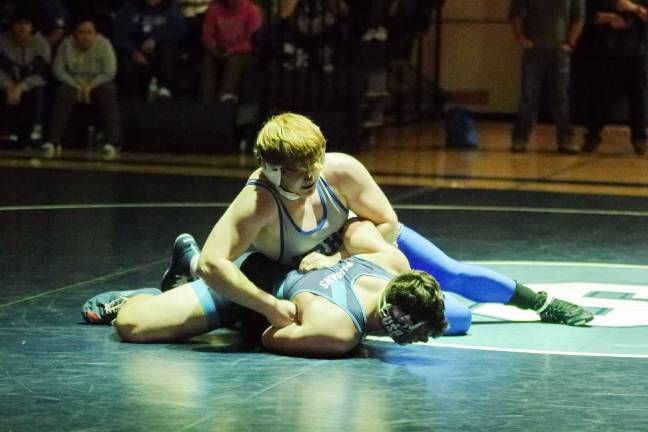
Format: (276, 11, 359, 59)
(246, 176, 349, 267)
(276, 255, 395, 335)
(192, 255, 395, 335)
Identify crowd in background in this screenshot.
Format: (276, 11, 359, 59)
(3, 0, 645, 160)
(0, 0, 434, 158)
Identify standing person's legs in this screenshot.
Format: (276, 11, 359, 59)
(550, 46, 577, 153)
(625, 55, 647, 154)
(47, 84, 78, 148)
(511, 47, 547, 152)
(583, 55, 610, 152)
(91, 82, 121, 146)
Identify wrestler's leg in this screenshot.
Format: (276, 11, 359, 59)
(396, 224, 516, 303)
(397, 224, 593, 326)
(115, 279, 237, 343)
(443, 293, 471, 336)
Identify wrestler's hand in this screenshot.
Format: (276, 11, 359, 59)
(299, 251, 340, 272)
(267, 299, 298, 328)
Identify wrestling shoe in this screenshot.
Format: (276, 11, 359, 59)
(81, 288, 161, 324)
(160, 233, 200, 292)
(534, 291, 594, 326)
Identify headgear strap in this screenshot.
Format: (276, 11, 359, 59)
(261, 163, 302, 201)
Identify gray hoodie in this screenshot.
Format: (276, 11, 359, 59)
(53, 33, 117, 88)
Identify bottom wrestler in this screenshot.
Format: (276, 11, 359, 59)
(82, 219, 453, 357)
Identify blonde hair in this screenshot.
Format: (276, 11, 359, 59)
(254, 113, 326, 170)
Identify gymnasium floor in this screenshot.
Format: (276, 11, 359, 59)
(1, 122, 647, 431)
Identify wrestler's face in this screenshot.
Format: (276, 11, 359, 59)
(280, 164, 321, 197)
(74, 22, 97, 50)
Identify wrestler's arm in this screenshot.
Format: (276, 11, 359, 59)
(328, 153, 399, 244)
(261, 297, 360, 357)
(196, 186, 296, 328)
(342, 218, 410, 274)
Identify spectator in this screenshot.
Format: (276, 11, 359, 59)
(200, 0, 261, 104)
(0, 9, 51, 150)
(62, 0, 124, 36)
(581, 0, 648, 155)
(352, 0, 389, 42)
(281, 0, 350, 73)
(112, 0, 186, 100)
(176, 0, 212, 64)
(509, 0, 585, 154)
(43, 17, 121, 159)
(0, 0, 69, 49)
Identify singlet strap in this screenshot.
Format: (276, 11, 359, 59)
(245, 178, 285, 263)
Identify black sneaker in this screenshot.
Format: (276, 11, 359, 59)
(160, 233, 200, 292)
(534, 291, 593, 326)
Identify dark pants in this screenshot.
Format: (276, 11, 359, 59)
(0, 86, 45, 145)
(584, 54, 647, 142)
(200, 52, 256, 104)
(118, 41, 179, 99)
(512, 45, 573, 145)
(48, 82, 121, 146)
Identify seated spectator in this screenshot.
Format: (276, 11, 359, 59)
(352, 0, 389, 42)
(200, 0, 261, 105)
(43, 17, 121, 159)
(176, 0, 212, 64)
(0, 10, 51, 150)
(112, 0, 186, 100)
(281, 0, 350, 73)
(3, 0, 71, 50)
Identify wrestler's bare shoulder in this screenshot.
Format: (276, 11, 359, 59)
(228, 169, 278, 220)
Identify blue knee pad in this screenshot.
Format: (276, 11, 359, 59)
(396, 224, 516, 303)
(190, 279, 239, 331)
(443, 293, 471, 336)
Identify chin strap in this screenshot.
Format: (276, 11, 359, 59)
(261, 163, 302, 200)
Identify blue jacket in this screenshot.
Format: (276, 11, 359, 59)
(112, 0, 186, 56)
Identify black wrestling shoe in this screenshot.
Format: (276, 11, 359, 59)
(534, 291, 594, 326)
(160, 233, 200, 292)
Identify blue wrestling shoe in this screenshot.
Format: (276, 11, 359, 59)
(535, 291, 594, 326)
(81, 288, 161, 324)
(160, 233, 200, 292)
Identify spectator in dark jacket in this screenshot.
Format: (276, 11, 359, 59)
(112, 0, 186, 99)
(580, 0, 648, 155)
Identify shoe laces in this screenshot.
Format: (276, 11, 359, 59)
(104, 296, 128, 315)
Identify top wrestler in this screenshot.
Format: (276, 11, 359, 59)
(187, 112, 592, 328)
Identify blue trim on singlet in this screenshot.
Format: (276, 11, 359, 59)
(320, 176, 348, 214)
(246, 178, 285, 262)
(283, 182, 328, 234)
(191, 279, 221, 329)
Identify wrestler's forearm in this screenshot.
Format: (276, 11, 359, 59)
(196, 257, 280, 320)
(375, 220, 399, 245)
